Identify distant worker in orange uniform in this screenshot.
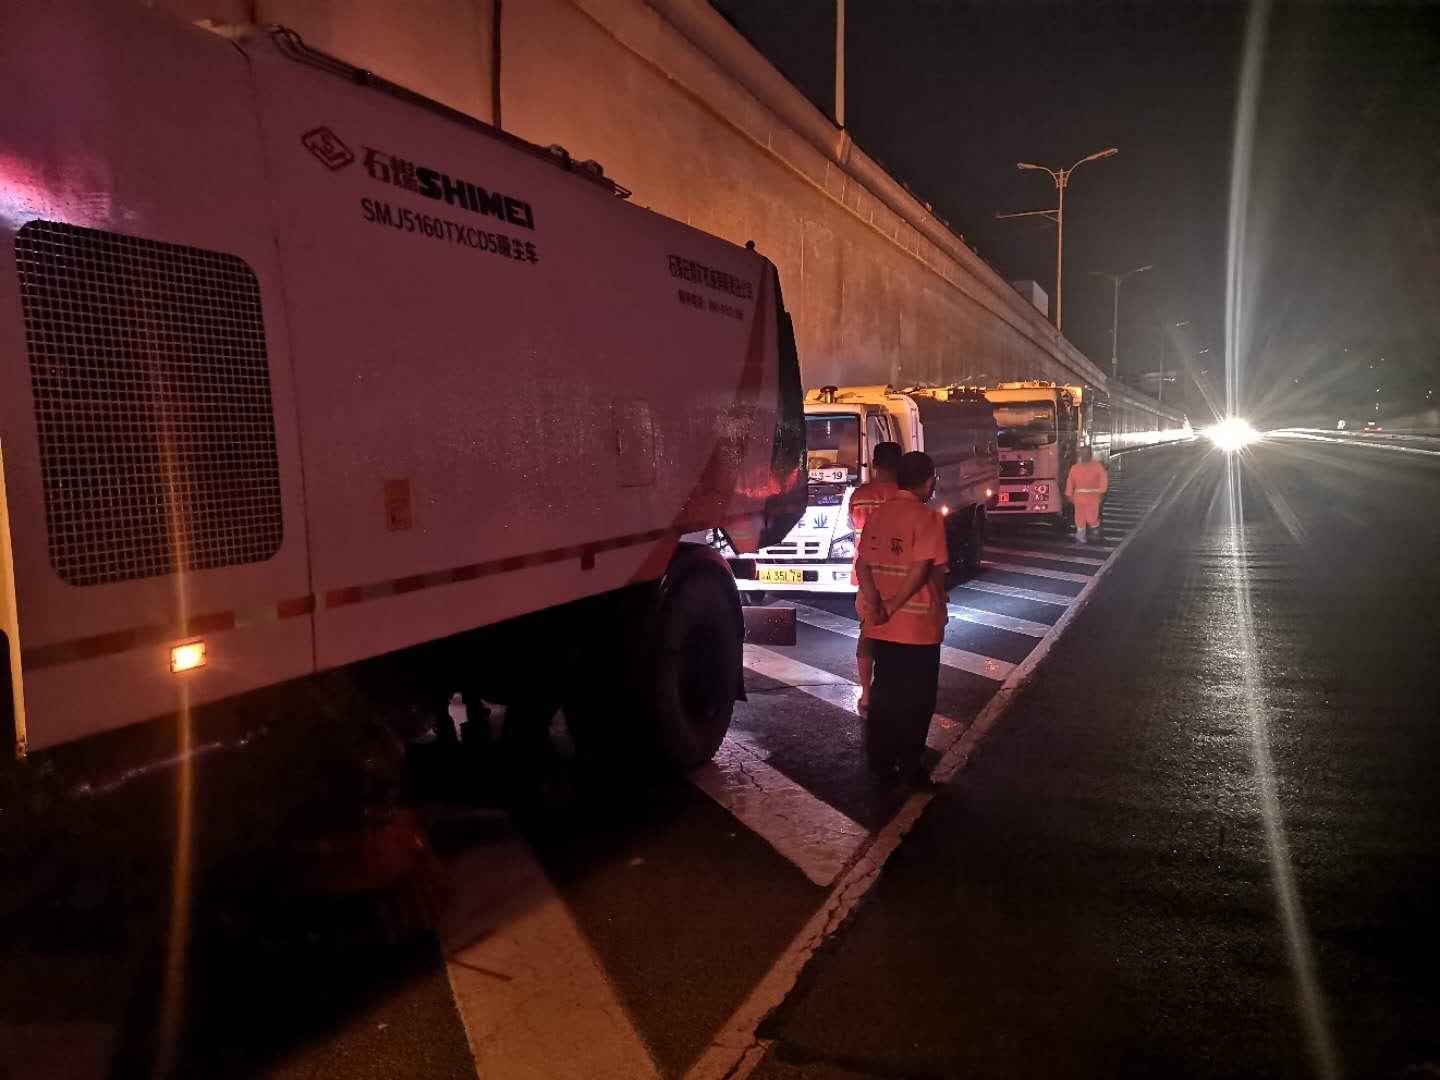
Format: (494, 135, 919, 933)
(856, 451, 948, 782)
(850, 442, 903, 714)
(1065, 445, 1110, 544)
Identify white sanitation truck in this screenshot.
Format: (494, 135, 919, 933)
(0, 2, 806, 768)
(715, 385, 999, 597)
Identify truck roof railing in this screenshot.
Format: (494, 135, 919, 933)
(266, 27, 632, 199)
(906, 384, 992, 402)
(804, 384, 903, 405)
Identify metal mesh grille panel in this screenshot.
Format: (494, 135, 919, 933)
(15, 220, 282, 586)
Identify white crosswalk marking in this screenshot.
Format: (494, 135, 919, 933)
(984, 544, 1106, 566)
(982, 560, 1094, 584)
(742, 645, 965, 754)
(945, 604, 1049, 638)
(782, 603, 1015, 681)
(442, 832, 663, 1079)
(954, 579, 1074, 607)
(691, 733, 869, 887)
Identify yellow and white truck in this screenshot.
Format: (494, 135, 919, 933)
(717, 385, 998, 596)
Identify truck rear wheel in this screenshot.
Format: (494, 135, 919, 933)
(650, 570, 742, 769)
(563, 566, 741, 772)
(964, 509, 986, 574)
(945, 508, 986, 581)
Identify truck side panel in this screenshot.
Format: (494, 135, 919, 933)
(0, 3, 314, 750)
(242, 34, 786, 671)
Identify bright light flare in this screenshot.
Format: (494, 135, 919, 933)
(1204, 417, 1260, 452)
(169, 640, 206, 674)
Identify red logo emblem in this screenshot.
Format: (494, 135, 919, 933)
(301, 126, 355, 171)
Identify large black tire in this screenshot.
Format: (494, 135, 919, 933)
(945, 507, 985, 582)
(649, 570, 743, 769)
(563, 571, 741, 772)
(963, 508, 986, 575)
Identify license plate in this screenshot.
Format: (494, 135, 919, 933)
(758, 568, 806, 584)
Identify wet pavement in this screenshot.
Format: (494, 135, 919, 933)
(755, 438, 1440, 1078)
(5, 438, 1436, 1078)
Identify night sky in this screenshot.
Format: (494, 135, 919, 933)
(712, 1, 1440, 426)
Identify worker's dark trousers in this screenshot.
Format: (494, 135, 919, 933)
(865, 639, 941, 775)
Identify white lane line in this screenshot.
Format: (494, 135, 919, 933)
(946, 603, 1048, 638)
(442, 828, 662, 1080)
(742, 645, 963, 755)
(983, 560, 1093, 584)
(742, 641, 857, 712)
(686, 463, 1184, 1080)
(984, 544, 1106, 566)
(954, 579, 1074, 607)
(1269, 429, 1440, 457)
(782, 603, 1015, 682)
(691, 731, 869, 888)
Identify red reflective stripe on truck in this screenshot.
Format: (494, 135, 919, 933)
(18, 519, 746, 671)
(20, 595, 316, 671)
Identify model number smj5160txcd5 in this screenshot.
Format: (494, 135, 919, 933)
(361, 197, 539, 264)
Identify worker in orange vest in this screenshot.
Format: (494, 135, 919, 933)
(1064, 445, 1109, 543)
(856, 451, 948, 782)
(849, 441, 902, 714)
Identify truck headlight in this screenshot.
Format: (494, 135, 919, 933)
(829, 532, 856, 559)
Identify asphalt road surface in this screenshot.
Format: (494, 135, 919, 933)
(756, 436, 1440, 1079)
(3, 437, 1436, 1079)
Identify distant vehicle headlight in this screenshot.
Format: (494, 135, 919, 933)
(1204, 417, 1260, 452)
(829, 532, 856, 559)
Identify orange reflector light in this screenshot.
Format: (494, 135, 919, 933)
(170, 640, 207, 674)
(985, 488, 994, 498)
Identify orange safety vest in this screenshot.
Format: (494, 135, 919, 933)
(849, 478, 900, 585)
(849, 478, 900, 533)
(856, 491, 948, 645)
(1065, 460, 1109, 498)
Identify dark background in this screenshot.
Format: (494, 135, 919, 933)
(712, 0, 1440, 427)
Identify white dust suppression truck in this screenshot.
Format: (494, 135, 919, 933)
(0, 3, 806, 768)
(714, 385, 998, 596)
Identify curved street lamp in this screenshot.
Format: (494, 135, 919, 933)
(998, 147, 1118, 333)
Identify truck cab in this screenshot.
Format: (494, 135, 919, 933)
(716, 386, 913, 593)
(722, 384, 997, 594)
(985, 381, 1078, 525)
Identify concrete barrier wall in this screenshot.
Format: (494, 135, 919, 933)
(150, 0, 1183, 424)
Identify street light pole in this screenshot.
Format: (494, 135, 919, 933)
(1089, 264, 1152, 382)
(1158, 319, 1190, 405)
(1000, 147, 1118, 333)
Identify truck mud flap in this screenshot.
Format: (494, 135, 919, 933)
(741, 605, 796, 647)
